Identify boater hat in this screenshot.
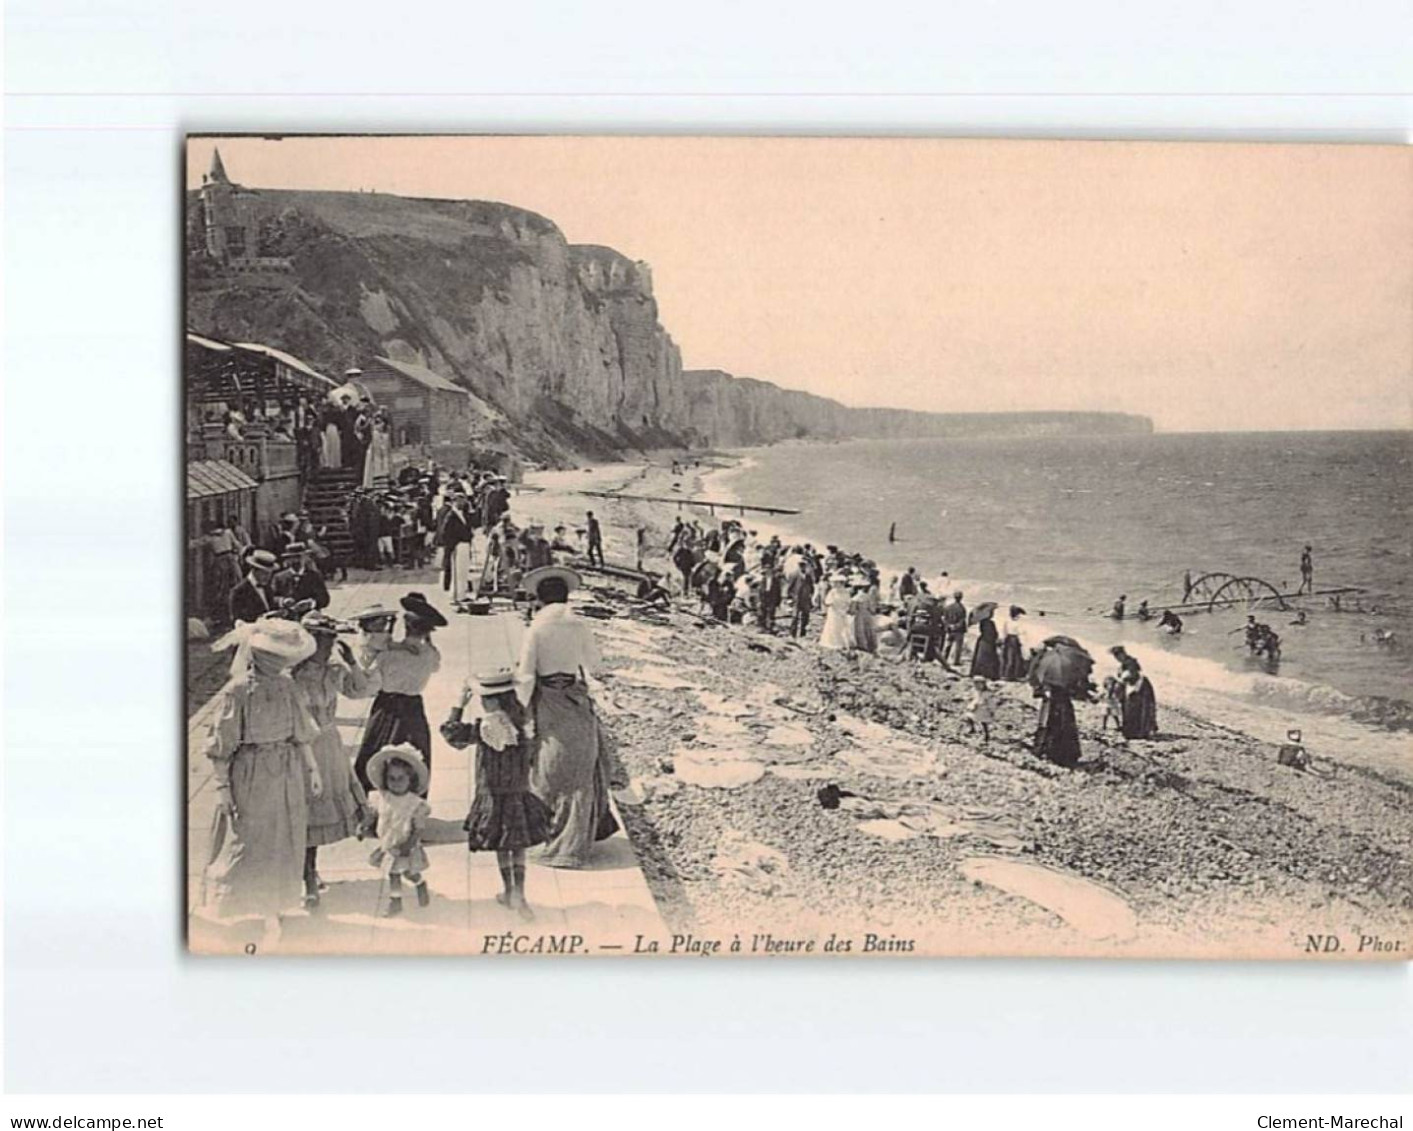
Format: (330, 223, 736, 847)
(365, 743, 429, 795)
(522, 565, 581, 597)
(349, 603, 397, 625)
(247, 549, 278, 570)
(400, 592, 448, 628)
(281, 541, 307, 558)
(470, 668, 516, 696)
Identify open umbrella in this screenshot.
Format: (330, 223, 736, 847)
(1029, 637, 1095, 693)
(328, 382, 360, 408)
(968, 601, 999, 626)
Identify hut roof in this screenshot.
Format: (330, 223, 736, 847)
(187, 459, 259, 500)
(371, 356, 466, 394)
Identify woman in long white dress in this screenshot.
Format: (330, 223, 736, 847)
(819, 576, 856, 650)
(319, 410, 342, 470)
(198, 619, 322, 947)
(362, 415, 392, 488)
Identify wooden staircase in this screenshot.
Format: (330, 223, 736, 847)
(303, 468, 359, 564)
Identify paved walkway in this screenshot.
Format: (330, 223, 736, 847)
(187, 562, 666, 956)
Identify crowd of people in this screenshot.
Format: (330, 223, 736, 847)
(651, 513, 1162, 769)
(197, 557, 624, 945)
(195, 455, 1174, 947)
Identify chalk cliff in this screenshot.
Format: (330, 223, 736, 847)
(186, 187, 1152, 465)
(680, 369, 1153, 447)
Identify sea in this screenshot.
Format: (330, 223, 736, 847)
(713, 430, 1413, 770)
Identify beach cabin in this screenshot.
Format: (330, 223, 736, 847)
(186, 458, 257, 620)
(354, 357, 474, 450)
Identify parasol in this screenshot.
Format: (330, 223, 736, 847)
(1029, 636, 1095, 693)
(328, 382, 360, 408)
(969, 601, 999, 625)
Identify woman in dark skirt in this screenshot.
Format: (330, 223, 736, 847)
(441, 669, 553, 920)
(516, 566, 622, 869)
(970, 615, 1001, 680)
(1033, 685, 1082, 768)
(998, 606, 1028, 681)
(352, 594, 445, 796)
(1120, 669, 1159, 739)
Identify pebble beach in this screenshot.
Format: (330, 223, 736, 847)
(518, 456, 1413, 959)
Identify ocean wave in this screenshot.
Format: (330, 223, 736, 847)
(1042, 625, 1413, 734)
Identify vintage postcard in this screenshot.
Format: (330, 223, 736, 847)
(184, 134, 1411, 959)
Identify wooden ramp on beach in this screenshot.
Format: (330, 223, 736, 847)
(572, 488, 801, 517)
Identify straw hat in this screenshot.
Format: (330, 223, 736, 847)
(246, 549, 278, 570)
(365, 743, 429, 795)
(470, 668, 517, 696)
(349, 603, 398, 625)
(214, 617, 316, 675)
(522, 565, 581, 597)
(249, 618, 315, 663)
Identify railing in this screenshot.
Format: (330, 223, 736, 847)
(190, 422, 299, 481)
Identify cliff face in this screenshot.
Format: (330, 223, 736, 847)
(187, 190, 685, 465)
(187, 187, 1152, 465)
(680, 370, 1153, 446)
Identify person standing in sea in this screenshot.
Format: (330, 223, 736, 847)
(1300, 545, 1314, 594)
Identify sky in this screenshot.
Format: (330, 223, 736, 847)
(187, 136, 1411, 432)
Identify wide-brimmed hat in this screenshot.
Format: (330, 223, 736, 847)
(470, 667, 517, 696)
(247, 549, 278, 570)
(349, 603, 398, 625)
(281, 541, 307, 557)
(214, 617, 316, 674)
(522, 565, 581, 597)
(300, 611, 344, 637)
(365, 743, 429, 794)
(400, 591, 448, 627)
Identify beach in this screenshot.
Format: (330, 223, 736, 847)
(506, 453, 1411, 959)
(184, 452, 1410, 958)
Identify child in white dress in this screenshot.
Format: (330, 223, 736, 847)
(362, 743, 431, 917)
(964, 675, 995, 744)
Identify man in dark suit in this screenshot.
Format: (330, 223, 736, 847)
(585, 510, 605, 566)
(436, 493, 475, 603)
(229, 549, 279, 624)
(788, 565, 816, 639)
(271, 543, 330, 611)
(942, 589, 968, 668)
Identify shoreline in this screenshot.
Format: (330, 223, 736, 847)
(515, 457, 1411, 958)
(698, 448, 1413, 785)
